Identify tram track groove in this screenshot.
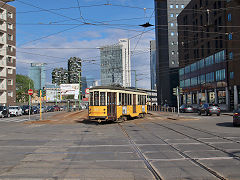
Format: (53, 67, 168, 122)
(167, 121, 240, 144)
(118, 123, 163, 180)
(134, 122, 227, 180)
(152, 122, 240, 160)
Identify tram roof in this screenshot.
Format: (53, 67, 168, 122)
(89, 86, 147, 94)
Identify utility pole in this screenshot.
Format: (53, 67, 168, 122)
(173, 87, 180, 117)
(78, 71, 81, 110)
(55, 83, 57, 105)
(40, 90, 42, 120)
(134, 70, 137, 89)
(28, 81, 31, 121)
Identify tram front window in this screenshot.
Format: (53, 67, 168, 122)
(94, 91, 99, 106)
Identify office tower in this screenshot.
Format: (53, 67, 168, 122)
(28, 63, 46, 90)
(68, 57, 82, 84)
(150, 40, 157, 90)
(52, 68, 68, 85)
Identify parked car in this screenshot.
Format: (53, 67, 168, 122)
(53, 105, 60, 111)
(180, 104, 194, 113)
(47, 106, 54, 112)
(233, 110, 240, 127)
(33, 106, 40, 114)
(0, 106, 9, 118)
(9, 106, 22, 116)
(22, 105, 34, 115)
(198, 103, 221, 116)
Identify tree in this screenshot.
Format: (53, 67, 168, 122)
(16, 74, 34, 103)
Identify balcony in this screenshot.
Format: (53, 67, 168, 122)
(0, 78, 6, 90)
(0, 91, 6, 104)
(0, 67, 6, 77)
(0, 21, 6, 31)
(0, 9, 6, 21)
(0, 33, 6, 44)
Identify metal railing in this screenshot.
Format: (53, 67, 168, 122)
(148, 105, 176, 113)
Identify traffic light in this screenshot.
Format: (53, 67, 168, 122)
(42, 90, 46, 97)
(173, 88, 178, 96)
(37, 90, 40, 97)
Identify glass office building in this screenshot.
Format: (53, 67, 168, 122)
(28, 63, 46, 90)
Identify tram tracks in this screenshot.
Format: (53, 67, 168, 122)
(130, 122, 228, 180)
(118, 123, 163, 180)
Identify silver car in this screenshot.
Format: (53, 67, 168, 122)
(9, 106, 23, 116)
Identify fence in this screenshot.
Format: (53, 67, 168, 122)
(147, 105, 176, 113)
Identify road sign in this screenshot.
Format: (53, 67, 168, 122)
(85, 88, 90, 94)
(28, 89, 33, 96)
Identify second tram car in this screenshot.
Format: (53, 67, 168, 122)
(88, 86, 148, 122)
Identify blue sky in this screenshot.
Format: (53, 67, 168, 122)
(10, 0, 155, 88)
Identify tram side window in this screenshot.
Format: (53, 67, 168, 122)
(130, 94, 132, 105)
(94, 91, 99, 106)
(122, 93, 125, 106)
(90, 92, 93, 106)
(138, 95, 140, 105)
(125, 93, 128, 106)
(119, 93, 122, 105)
(100, 92, 105, 106)
(143, 95, 146, 105)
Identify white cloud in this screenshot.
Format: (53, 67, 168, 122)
(17, 28, 155, 89)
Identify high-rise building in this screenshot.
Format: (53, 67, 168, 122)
(28, 63, 46, 90)
(100, 39, 131, 87)
(68, 57, 81, 84)
(52, 68, 68, 85)
(178, 0, 240, 111)
(154, 0, 190, 106)
(81, 77, 87, 95)
(150, 40, 157, 90)
(0, 3, 16, 105)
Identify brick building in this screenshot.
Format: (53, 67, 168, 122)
(178, 0, 240, 110)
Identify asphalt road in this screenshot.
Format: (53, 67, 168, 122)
(0, 112, 239, 180)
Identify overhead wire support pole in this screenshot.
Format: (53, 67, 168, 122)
(79, 71, 81, 110)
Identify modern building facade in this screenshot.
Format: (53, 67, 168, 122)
(150, 40, 157, 90)
(0, 3, 16, 105)
(68, 57, 82, 84)
(154, 0, 190, 106)
(52, 68, 68, 85)
(100, 39, 131, 87)
(178, 0, 240, 110)
(28, 63, 46, 90)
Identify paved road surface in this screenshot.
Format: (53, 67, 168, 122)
(0, 112, 239, 179)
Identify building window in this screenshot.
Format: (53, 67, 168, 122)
(216, 69, 226, 81)
(8, 23, 13, 30)
(7, 57, 12, 63)
(185, 79, 190, 87)
(199, 74, 206, 84)
(171, 42, 174, 45)
(228, 13, 232, 21)
(170, 4, 173, 8)
(8, 79, 13, 85)
(176, 4, 179, 8)
(171, 32, 175, 36)
(170, 13, 174, 18)
(180, 80, 184, 88)
(228, 33, 233, 40)
(190, 63, 197, 72)
(229, 52, 233, 60)
(8, 45, 12, 52)
(230, 72, 234, 79)
(7, 12, 13, 18)
(215, 50, 225, 63)
(170, 23, 174, 27)
(171, 51, 175, 55)
(191, 77, 198, 86)
(181, 4, 185, 8)
(185, 66, 190, 74)
(205, 55, 214, 66)
(176, 13, 179, 17)
(171, 60, 175, 65)
(206, 72, 215, 83)
(7, 34, 13, 41)
(198, 59, 205, 69)
(179, 68, 184, 76)
(7, 68, 13, 74)
(8, 91, 13, 97)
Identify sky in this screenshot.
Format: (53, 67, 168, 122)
(10, 0, 155, 89)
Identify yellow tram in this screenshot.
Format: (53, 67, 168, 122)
(88, 86, 148, 122)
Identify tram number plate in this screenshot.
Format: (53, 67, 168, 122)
(122, 106, 127, 115)
(142, 106, 145, 113)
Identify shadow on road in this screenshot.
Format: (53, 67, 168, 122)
(216, 122, 235, 127)
(76, 119, 113, 125)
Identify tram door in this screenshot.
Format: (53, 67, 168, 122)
(107, 92, 116, 119)
(133, 94, 136, 113)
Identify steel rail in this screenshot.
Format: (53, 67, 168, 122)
(134, 122, 227, 180)
(118, 123, 163, 180)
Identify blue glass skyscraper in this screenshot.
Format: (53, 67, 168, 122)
(28, 63, 46, 90)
